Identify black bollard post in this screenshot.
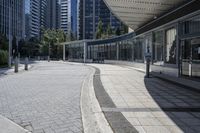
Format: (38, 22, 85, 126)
(145, 49, 151, 78)
(146, 58, 150, 78)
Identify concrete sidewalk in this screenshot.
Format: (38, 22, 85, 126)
(90, 64, 200, 133)
(0, 115, 29, 133)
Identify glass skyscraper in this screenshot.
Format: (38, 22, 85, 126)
(47, 0, 61, 29)
(60, 0, 79, 40)
(60, 0, 69, 34)
(25, 0, 42, 39)
(0, 0, 25, 39)
(70, 0, 78, 40)
(79, 0, 125, 40)
(25, 0, 61, 39)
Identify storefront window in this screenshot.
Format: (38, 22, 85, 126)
(110, 43, 116, 60)
(165, 28, 177, 64)
(134, 37, 143, 61)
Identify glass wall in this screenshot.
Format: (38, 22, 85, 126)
(165, 28, 177, 64)
(133, 37, 144, 61)
(68, 43, 84, 60)
(144, 34, 153, 54)
(119, 40, 133, 61)
(153, 31, 164, 65)
(180, 14, 200, 36)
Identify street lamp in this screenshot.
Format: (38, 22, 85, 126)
(8, 0, 14, 68)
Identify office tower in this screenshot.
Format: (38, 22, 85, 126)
(40, 0, 48, 30)
(47, 0, 61, 29)
(60, 0, 79, 39)
(0, 0, 25, 39)
(25, 0, 41, 39)
(60, 0, 69, 34)
(79, 0, 125, 40)
(25, 0, 61, 39)
(70, 0, 78, 40)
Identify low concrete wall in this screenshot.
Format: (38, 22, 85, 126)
(68, 59, 83, 62)
(104, 60, 146, 70)
(151, 65, 179, 77)
(104, 60, 179, 77)
(68, 59, 93, 63)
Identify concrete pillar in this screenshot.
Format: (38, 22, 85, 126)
(63, 44, 66, 61)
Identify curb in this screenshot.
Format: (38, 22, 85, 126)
(0, 115, 31, 133)
(80, 65, 113, 133)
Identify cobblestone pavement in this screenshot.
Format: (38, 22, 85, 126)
(91, 64, 200, 133)
(0, 61, 90, 133)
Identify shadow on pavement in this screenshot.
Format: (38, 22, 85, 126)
(144, 77, 200, 133)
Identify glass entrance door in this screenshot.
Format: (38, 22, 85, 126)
(181, 40, 191, 76)
(181, 38, 200, 78)
(191, 39, 200, 77)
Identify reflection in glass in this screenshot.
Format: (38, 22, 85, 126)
(153, 31, 164, 65)
(165, 28, 177, 64)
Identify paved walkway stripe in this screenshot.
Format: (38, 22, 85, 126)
(102, 107, 200, 112)
(93, 67, 138, 133)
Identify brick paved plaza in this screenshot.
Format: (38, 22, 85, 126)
(0, 62, 90, 133)
(0, 62, 200, 133)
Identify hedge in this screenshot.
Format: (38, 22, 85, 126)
(0, 50, 8, 65)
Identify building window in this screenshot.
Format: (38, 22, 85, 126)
(165, 28, 177, 64)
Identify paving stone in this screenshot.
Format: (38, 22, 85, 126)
(0, 61, 90, 133)
(90, 64, 200, 133)
(142, 126, 170, 133)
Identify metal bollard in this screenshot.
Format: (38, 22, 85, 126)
(145, 52, 151, 78)
(146, 58, 150, 78)
(14, 57, 18, 73)
(25, 57, 28, 71)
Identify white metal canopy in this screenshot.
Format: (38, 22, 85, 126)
(103, 0, 188, 30)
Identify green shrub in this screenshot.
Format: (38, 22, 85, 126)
(0, 50, 8, 65)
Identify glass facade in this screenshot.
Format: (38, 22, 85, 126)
(79, 0, 125, 40)
(0, 0, 24, 38)
(165, 28, 177, 64)
(71, 0, 78, 39)
(153, 31, 164, 65)
(65, 13, 200, 78)
(60, 0, 69, 33)
(180, 14, 200, 78)
(180, 14, 200, 37)
(68, 42, 84, 61)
